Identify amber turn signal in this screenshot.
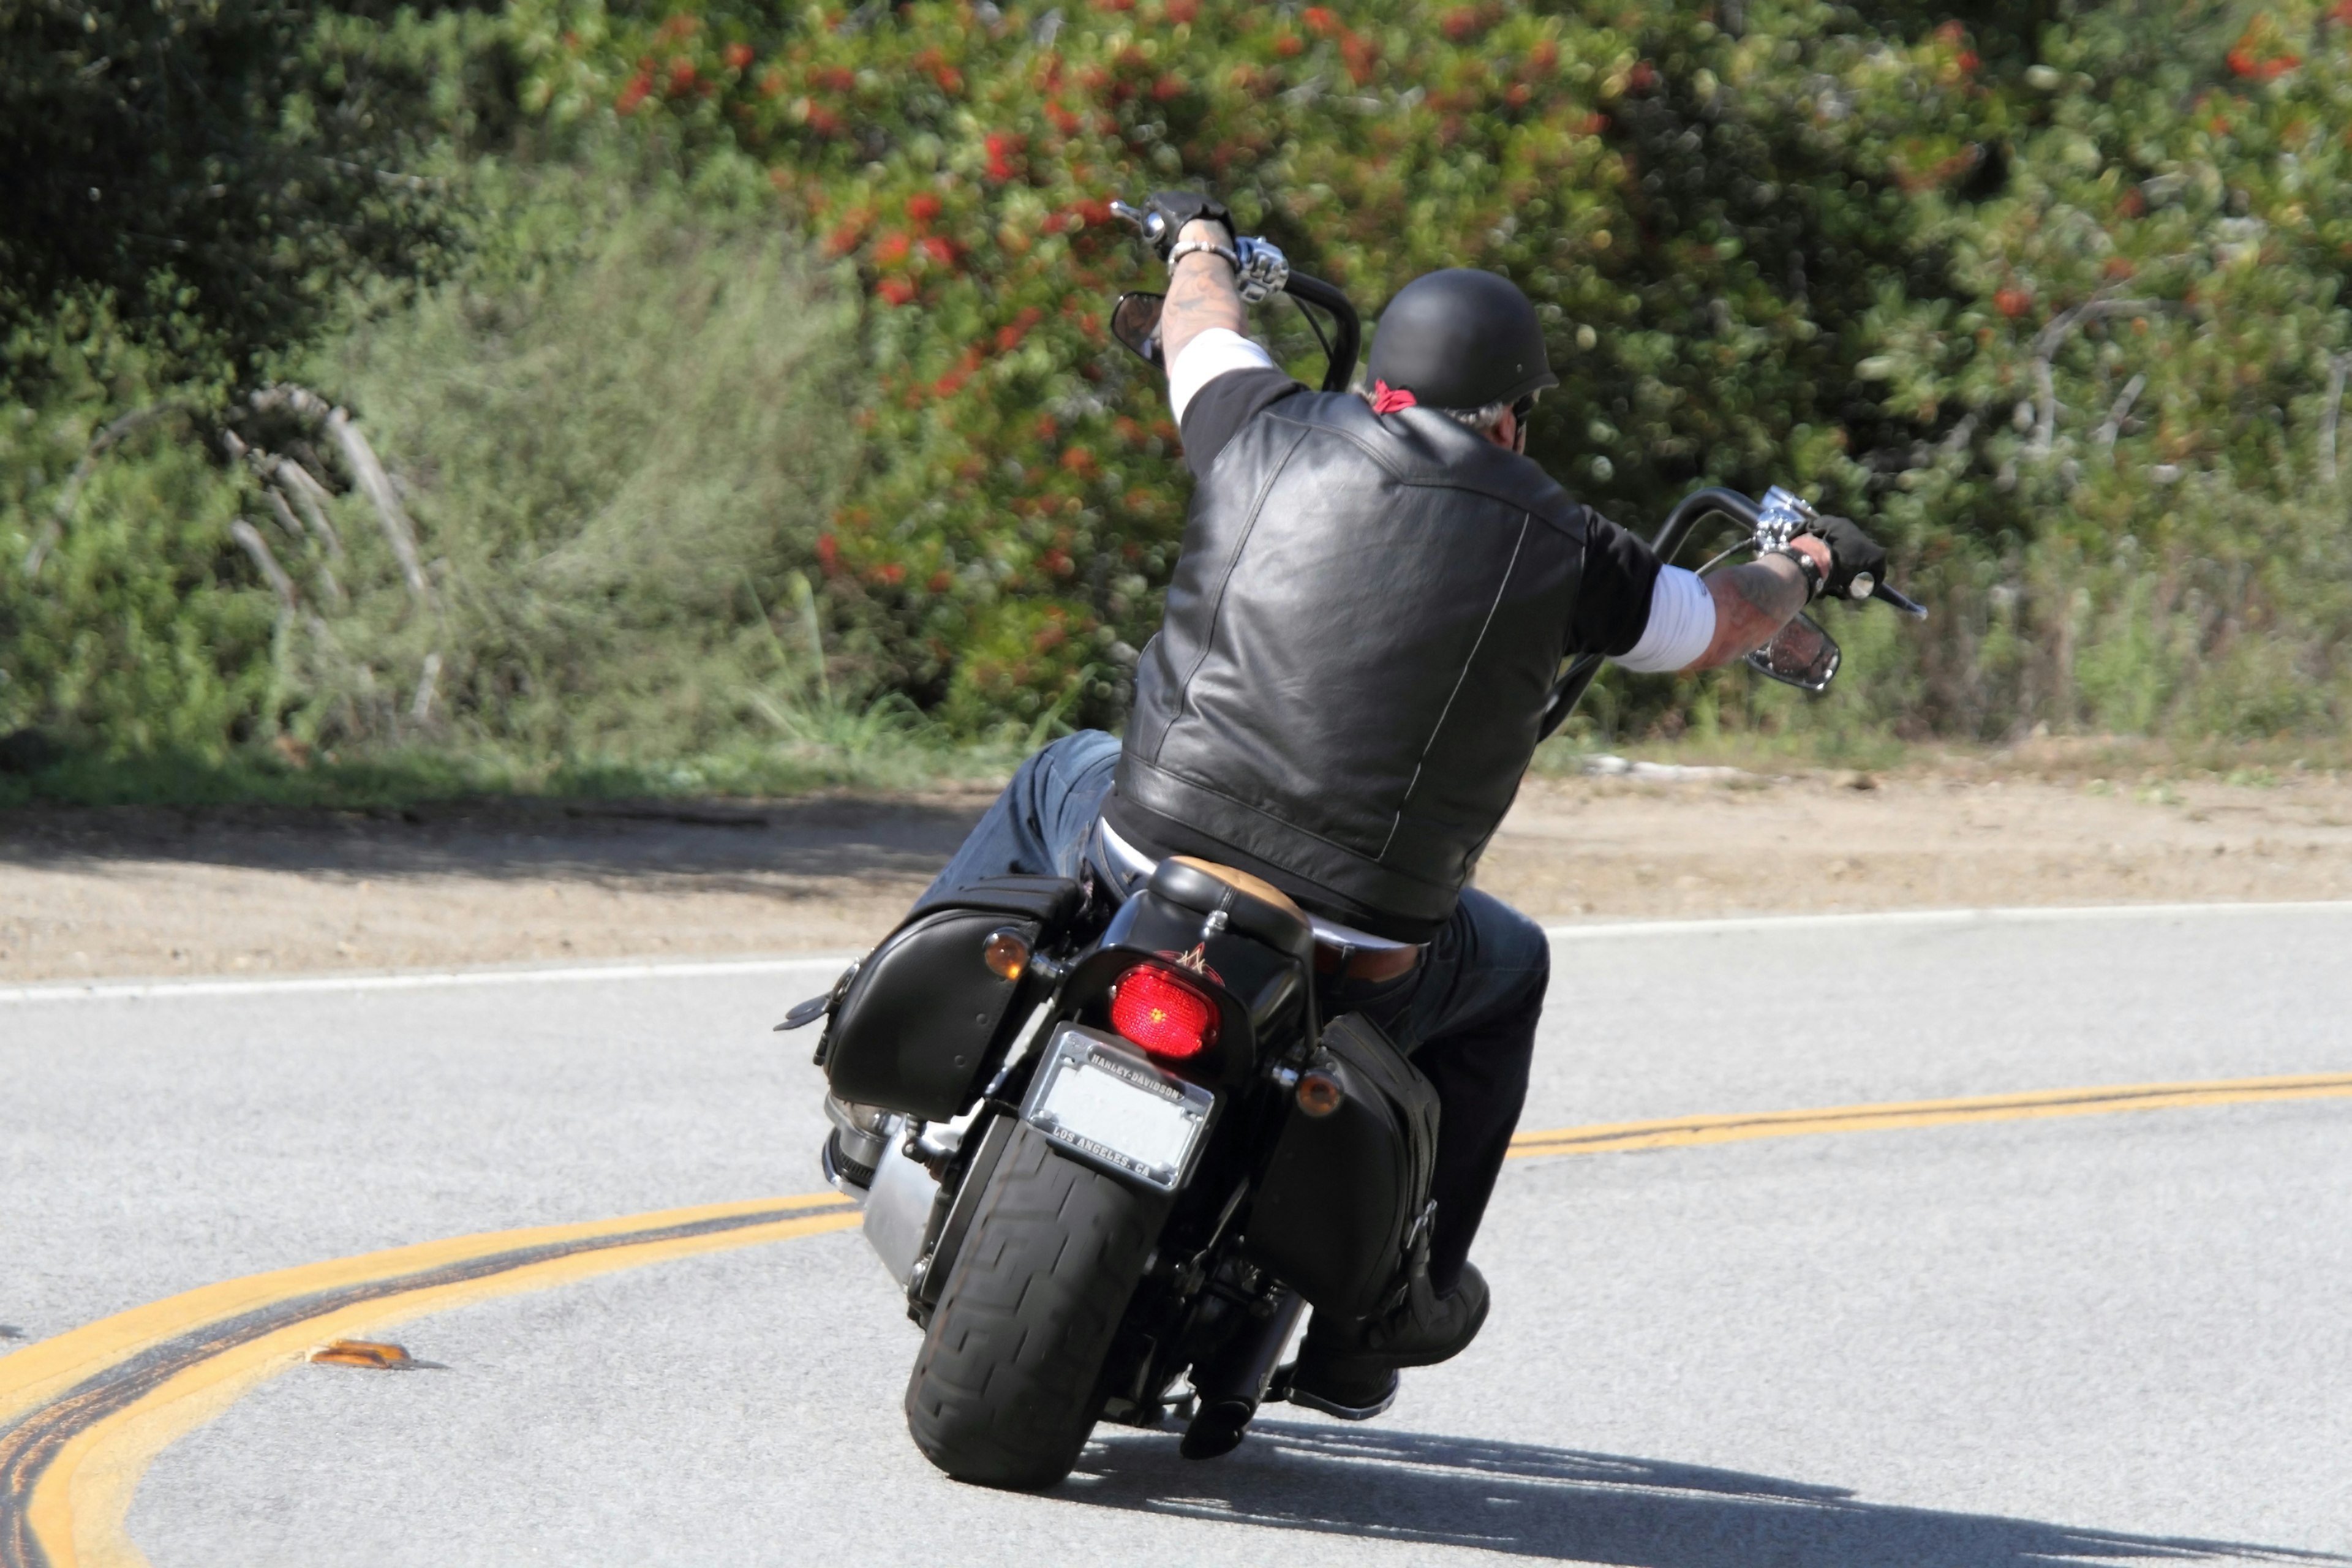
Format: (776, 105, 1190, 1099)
(981, 928, 1031, 981)
(1296, 1070, 1344, 1118)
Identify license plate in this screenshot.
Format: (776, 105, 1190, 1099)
(1022, 1027, 1215, 1192)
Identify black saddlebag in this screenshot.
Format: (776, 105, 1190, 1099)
(1240, 1011, 1441, 1319)
(820, 875, 1085, 1120)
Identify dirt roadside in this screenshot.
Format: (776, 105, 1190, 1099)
(5, 760, 2350, 984)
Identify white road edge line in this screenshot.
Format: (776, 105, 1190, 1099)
(0, 956, 859, 1005)
(1535, 897, 2352, 943)
(4, 898, 2347, 1006)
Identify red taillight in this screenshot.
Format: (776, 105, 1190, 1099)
(1110, 963, 1218, 1060)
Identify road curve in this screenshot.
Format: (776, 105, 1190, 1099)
(5, 903, 2351, 1565)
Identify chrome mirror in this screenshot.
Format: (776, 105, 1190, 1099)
(1747, 612, 1841, 692)
(1109, 292, 1164, 367)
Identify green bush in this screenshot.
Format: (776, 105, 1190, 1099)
(1, 138, 890, 793)
(0, 317, 274, 758)
(525, 0, 2352, 741)
(291, 143, 865, 761)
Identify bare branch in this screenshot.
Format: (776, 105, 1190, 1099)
(230, 519, 298, 612)
(2096, 373, 2147, 456)
(22, 403, 186, 576)
(2323, 353, 2350, 487)
(273, 459, 343, 557)
(262, 486, 307, 545)
(253, 384, 428, 603)
(2029, 299, 2174, 459)
(320, 157, 446, 194)
(410, 650, 444, 723)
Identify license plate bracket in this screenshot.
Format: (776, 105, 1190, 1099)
(1020, 1026, 1215, 1193)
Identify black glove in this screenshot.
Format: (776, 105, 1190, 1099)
(1143, 189, 1233, 260)
(1806, 514, 1889, 602)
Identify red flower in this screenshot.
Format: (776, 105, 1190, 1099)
(667, 58, 699, 95)
(1957, 50, 1979, 72)
(921, 234, 958, 266)
(1168, 0, 1198, 19)
(995, 306, 1044, 352)
(873, 231, 911, 266)
(876, 277, 918, 306)
(1152, 73, 1186, 101)
(1274, 32, 1304, 57)
(984, 130, 1023, 181)
(1439, 7, 1487, 42)
(1994, 287, 2032, 318)
(929, 570, 954, 594)
(615, 70, 654, 115)
(876, 563, 906, 586)
(1628, 61, 1658, 92)
(906, 191, 943, 224)
(1042, 548, 1075, 578)
(816, 535, 840, 573)
(723, 42, 755, 70)
(818, 66, 855, 92)
(1303, 7, 1340, 36)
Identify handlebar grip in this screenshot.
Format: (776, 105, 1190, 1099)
(1871, 582, 1929, 620)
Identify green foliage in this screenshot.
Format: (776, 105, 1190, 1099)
(0, 1, 514, 389)
(289, 141, 865, 761)
(526, 0, 2352, 741)
(10, 0, 2352, 806)
(0, 321, 274, 757)
(0, 137, 880, 791)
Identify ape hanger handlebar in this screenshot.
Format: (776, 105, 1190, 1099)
(1537, 486, 1927, 740)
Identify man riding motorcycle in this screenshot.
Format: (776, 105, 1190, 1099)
(914, 190, 1888, 1420)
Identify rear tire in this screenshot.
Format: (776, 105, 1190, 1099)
(904, 1122, 1163, 1488)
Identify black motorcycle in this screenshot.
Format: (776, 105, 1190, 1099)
(780, 210, 1925, 1490)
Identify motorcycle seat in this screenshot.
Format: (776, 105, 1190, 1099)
(1150, 855, 1317, 963)
(1093, 816, 1420, 960)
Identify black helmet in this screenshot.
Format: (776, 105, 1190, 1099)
(1366, 268, 1558, 412)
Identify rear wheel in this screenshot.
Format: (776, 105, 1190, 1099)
(904, 1121, 1163, 1488)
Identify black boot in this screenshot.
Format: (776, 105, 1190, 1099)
(1284, 1261, 1490, 1420)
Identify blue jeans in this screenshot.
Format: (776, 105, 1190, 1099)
(923, 731, 1550, 1293)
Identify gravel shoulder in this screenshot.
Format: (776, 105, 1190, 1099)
(6, 761, 2351, 983)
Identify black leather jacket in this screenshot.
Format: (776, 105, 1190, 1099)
(1105, 390, 1637, 943)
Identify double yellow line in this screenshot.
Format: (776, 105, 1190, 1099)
(1505, 1072, 2352, 1159)
(6, 1071, 2351, 1568)
(0, 1197, 858, 1568)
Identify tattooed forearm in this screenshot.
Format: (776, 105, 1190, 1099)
(1687, 550, 1817, 669)
(1159, 219, 1247, 371)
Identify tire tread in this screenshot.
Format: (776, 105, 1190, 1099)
(905, 1123, 1161, 1488)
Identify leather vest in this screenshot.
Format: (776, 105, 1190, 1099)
(1108, 392, 1600, 942)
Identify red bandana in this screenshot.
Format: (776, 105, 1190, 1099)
(1370, 379, 1418, 414)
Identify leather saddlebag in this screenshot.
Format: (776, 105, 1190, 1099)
(821, 875, 1084, 1120)
(1240, 1011, 1441, 1319)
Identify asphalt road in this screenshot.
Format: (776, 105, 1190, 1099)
(7, 905, 2351, 1565)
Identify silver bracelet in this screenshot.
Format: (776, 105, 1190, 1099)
(1763, 543, 1824, 601)
(1167, 238, 1240, 272)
